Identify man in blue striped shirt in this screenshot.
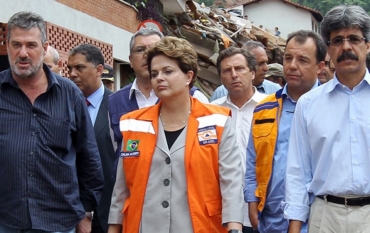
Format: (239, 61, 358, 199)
(0, 11, 104, 233)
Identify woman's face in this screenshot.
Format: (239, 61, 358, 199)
(150, 54, 193, 100)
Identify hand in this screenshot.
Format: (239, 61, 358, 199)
(108, 224, 122, 233)
(248, 202, 259, 229)
(288, 220, 302, 233)
(76, 217, 92, 233)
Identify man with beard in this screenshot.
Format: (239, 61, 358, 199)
(284, 5, 370, 233)
(0, 11, 103, 233)
(317, 53, 335, 83)
(210, 41, 281, 101)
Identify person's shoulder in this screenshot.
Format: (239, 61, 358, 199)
(263, 79, 281, 90)
(198, 101, 230, 116)
(210, 96, 227, 105)
(120, 104, 155, 120)
(300, 82, 329, 104)
(109, 83, 133, 100)
(53, 73, 80, 91)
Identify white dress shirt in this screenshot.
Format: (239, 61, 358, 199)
(211, 87, 267, 227)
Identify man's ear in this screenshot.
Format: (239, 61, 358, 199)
(57, 60, 63, 71)
(316, 61, 325, 75)
(251, 70, 255, 81)
(96, 64, 104, 77)
(43, 41, 49, 55)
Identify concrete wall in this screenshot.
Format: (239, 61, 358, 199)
(243, 0, 319, 39)
(0, 0, 137, 62)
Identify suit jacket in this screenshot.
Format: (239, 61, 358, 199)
(92, 87, 115, 233)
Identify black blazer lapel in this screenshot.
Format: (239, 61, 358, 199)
(94, 87, 113, 136)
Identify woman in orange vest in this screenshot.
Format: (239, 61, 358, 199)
(108, 36, 244, 233)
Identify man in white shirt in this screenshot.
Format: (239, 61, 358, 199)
(212, 46, 266, 233)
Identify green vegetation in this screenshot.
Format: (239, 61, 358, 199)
(291, 0, 370, 16)
(195, 0, 215, 7)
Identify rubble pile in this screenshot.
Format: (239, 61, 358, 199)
(165, 1, 286, 97)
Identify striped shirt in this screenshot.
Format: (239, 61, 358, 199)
(0, 65, 104, 231)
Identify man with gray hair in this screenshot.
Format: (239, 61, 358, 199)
(284, 5, 370, 233)
(44, 45, 62, 75)
(0, 11, 103, 233)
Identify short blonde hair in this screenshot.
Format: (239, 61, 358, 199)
(146, 36, 198, 88)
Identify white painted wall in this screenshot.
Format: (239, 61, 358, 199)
(0, 0, 133, 62)
(243, 0, 319, 39)
(161, 0, 186, 15)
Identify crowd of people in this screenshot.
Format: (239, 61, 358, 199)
(1, 4, 370, 233)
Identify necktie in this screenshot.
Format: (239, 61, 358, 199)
(86, 99, 91, 106)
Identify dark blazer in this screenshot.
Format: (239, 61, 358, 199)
(92, 87, 115, 233)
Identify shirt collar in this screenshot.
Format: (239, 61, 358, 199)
(326, 69, 370, 93)
(128, 78, 139, 100)
(283, 79, 320, 102)
(86, 83, 104, 108)
(214, 87, 266, 107)
(0, 64, 60, 89)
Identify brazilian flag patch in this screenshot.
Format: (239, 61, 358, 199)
(126, 140, 140, 151)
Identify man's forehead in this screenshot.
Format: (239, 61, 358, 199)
(68, 53, 89, 64)
(134, 34, 161, 46)
(330, 27, 363, 37)
(9, 27, 42, 42)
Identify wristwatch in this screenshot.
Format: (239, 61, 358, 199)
(228, 230, 242, 233)
(85, 211, 94, 220)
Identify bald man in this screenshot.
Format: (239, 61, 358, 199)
(44, 45, 63, 75)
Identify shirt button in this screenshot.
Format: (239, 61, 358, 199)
(30, 151, 34, 155)
(165, 157, 171, 164)
(31, 132, 36, 136)
(33, 113, 37, 117)
(163, 179, 170, 186)
(162, 201, 169, 208)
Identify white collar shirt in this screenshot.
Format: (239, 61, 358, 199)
(129, 78, 158, 108)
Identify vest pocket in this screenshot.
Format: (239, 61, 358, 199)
(205, 198, 224, 232)
(205, 198, 222, 216)
(252, 121, 274, 138)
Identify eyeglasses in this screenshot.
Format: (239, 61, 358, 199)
(324, 59, 335, 72)
(327, 35, 367, 46)
(132, 46, 147, 54)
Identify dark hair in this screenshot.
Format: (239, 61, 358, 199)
(69, 44, 104, 67)
(129, 28, 164, 54)
(7, 11, 46, 44)
(146, 36, 198, 88)
(216, 46, 257, 75)
(321, 5, 370, 45)
(286, 30, 327, 64)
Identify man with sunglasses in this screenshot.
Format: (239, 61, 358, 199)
(284, 5, 370, 233)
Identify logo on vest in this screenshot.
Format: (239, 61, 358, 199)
(120, 139, 140, 157)
(197, 125, 218, 145)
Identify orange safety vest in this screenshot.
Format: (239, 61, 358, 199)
(251, 91, 283, 212)
(119, 97, 231, 233)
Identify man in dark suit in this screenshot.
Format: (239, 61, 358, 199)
(67, 44, 116, 233)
